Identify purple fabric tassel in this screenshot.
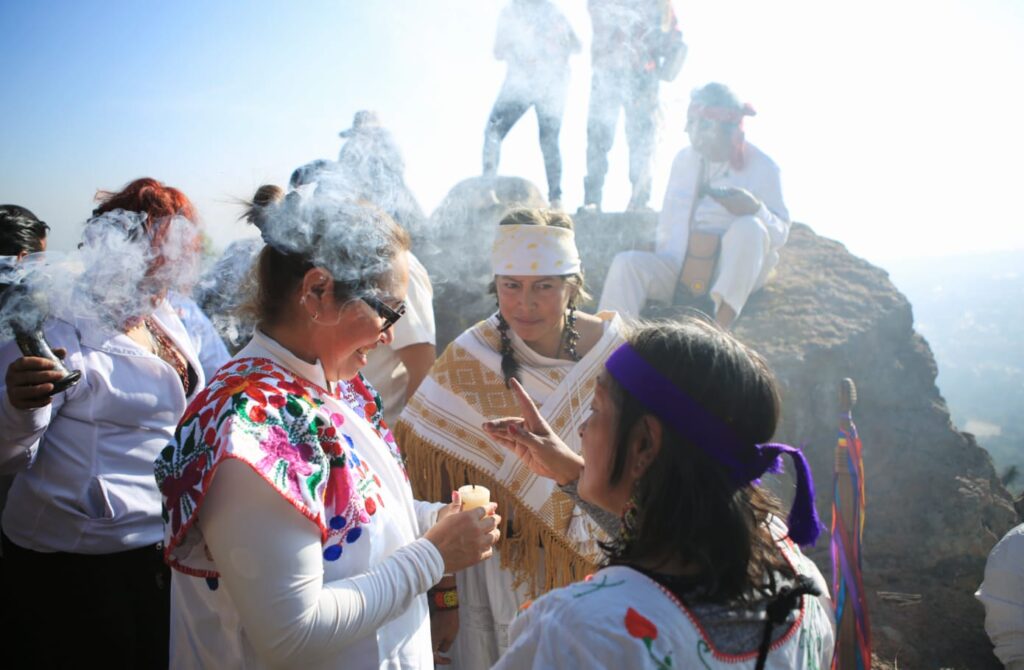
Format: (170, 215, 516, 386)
(757, 443, 822, 547)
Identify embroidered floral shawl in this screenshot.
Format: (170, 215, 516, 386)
(156, 356, 405, 577)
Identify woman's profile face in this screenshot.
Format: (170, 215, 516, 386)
(495, 274, 574, 347)
(315, 251, 409, 381)
(577, 374, 633, 515)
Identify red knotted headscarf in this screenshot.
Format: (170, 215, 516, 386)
(687, 101, 757, 170)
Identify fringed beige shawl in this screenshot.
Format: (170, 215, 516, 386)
(395, 311, 625, 595)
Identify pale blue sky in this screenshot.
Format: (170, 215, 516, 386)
(2, 0, 1023, 265)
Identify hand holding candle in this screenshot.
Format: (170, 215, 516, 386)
(424, 488, 501, 573)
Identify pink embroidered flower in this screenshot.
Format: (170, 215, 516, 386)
(625, 607, 658, 641)
(256, 426, 316, 498)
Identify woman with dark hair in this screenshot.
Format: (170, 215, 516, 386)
(396, 207, 625, 668)
(0, 178, 205, 667)
(156, 195, 500, 668)
(0, 204, 49, 258)
(487, 318, 835, 668)
(0, 203, 49, 644)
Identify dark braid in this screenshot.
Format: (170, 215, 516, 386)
(496, 313, 521, 388)
(562, 303, 581, 362)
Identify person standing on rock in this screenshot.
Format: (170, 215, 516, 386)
(482, 0, 581, 210)
(598, 82, 790, 329)
(581, 0, 685, 213)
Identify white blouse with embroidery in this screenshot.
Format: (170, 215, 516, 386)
(161, 331, 445, 669)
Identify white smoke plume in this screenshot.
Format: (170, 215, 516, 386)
(0, 209, 201, 340)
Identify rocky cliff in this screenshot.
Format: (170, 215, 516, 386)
(418, 177, 1019, 669)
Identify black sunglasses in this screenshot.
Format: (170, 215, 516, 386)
(361, 296, 407, 332)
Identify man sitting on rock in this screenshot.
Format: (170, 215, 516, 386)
(597, 82, 790, 328)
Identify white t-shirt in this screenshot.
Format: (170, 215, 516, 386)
(362, 252, 435, 425)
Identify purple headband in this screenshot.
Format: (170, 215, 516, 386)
(604, 343, 821, 547)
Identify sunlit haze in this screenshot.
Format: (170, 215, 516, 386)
(2, 0, 1022, 266)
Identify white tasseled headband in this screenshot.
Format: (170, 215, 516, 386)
(490, 224, 582, 276)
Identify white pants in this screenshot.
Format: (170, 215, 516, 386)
(598, 215, 774, 318)
(448, 549, 532, 670)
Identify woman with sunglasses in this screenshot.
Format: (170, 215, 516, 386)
(156, 196, 500, 669)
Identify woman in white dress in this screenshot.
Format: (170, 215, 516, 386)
(396, 208, 625, 667)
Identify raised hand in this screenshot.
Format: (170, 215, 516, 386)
(483, 378, 583, 486)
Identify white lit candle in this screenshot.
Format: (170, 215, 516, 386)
(457, 484, 491, 512)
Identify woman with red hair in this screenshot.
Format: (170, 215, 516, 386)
(0, 177, 206, 667)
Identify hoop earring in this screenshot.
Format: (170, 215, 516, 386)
(619, 491, 639, 544)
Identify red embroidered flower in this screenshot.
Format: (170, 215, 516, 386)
(625, 607, 658, 641)
(249, 404, 267, 423)
(205, 372, 282, 417)
(268, 395, 287, 409)
(364, 496, 377, 516)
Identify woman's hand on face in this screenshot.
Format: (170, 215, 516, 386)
(4, 351, 67, 410)
(483, 378, 583, 486)
(424, 501, 501, 574)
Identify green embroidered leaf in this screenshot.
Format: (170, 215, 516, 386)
(182, 431, 195, 456)
(286, 398, 304, 418)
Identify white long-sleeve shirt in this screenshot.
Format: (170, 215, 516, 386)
(0, 299, 202, 553)
(174, 459, 444, 669)
(657, 142, 790, 269)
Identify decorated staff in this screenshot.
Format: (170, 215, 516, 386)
(832, 378, 872, 669)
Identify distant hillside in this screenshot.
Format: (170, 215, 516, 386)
(885, 250, 1024, 494)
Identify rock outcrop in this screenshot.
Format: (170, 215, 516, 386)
(419, 183, 1019, 668)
